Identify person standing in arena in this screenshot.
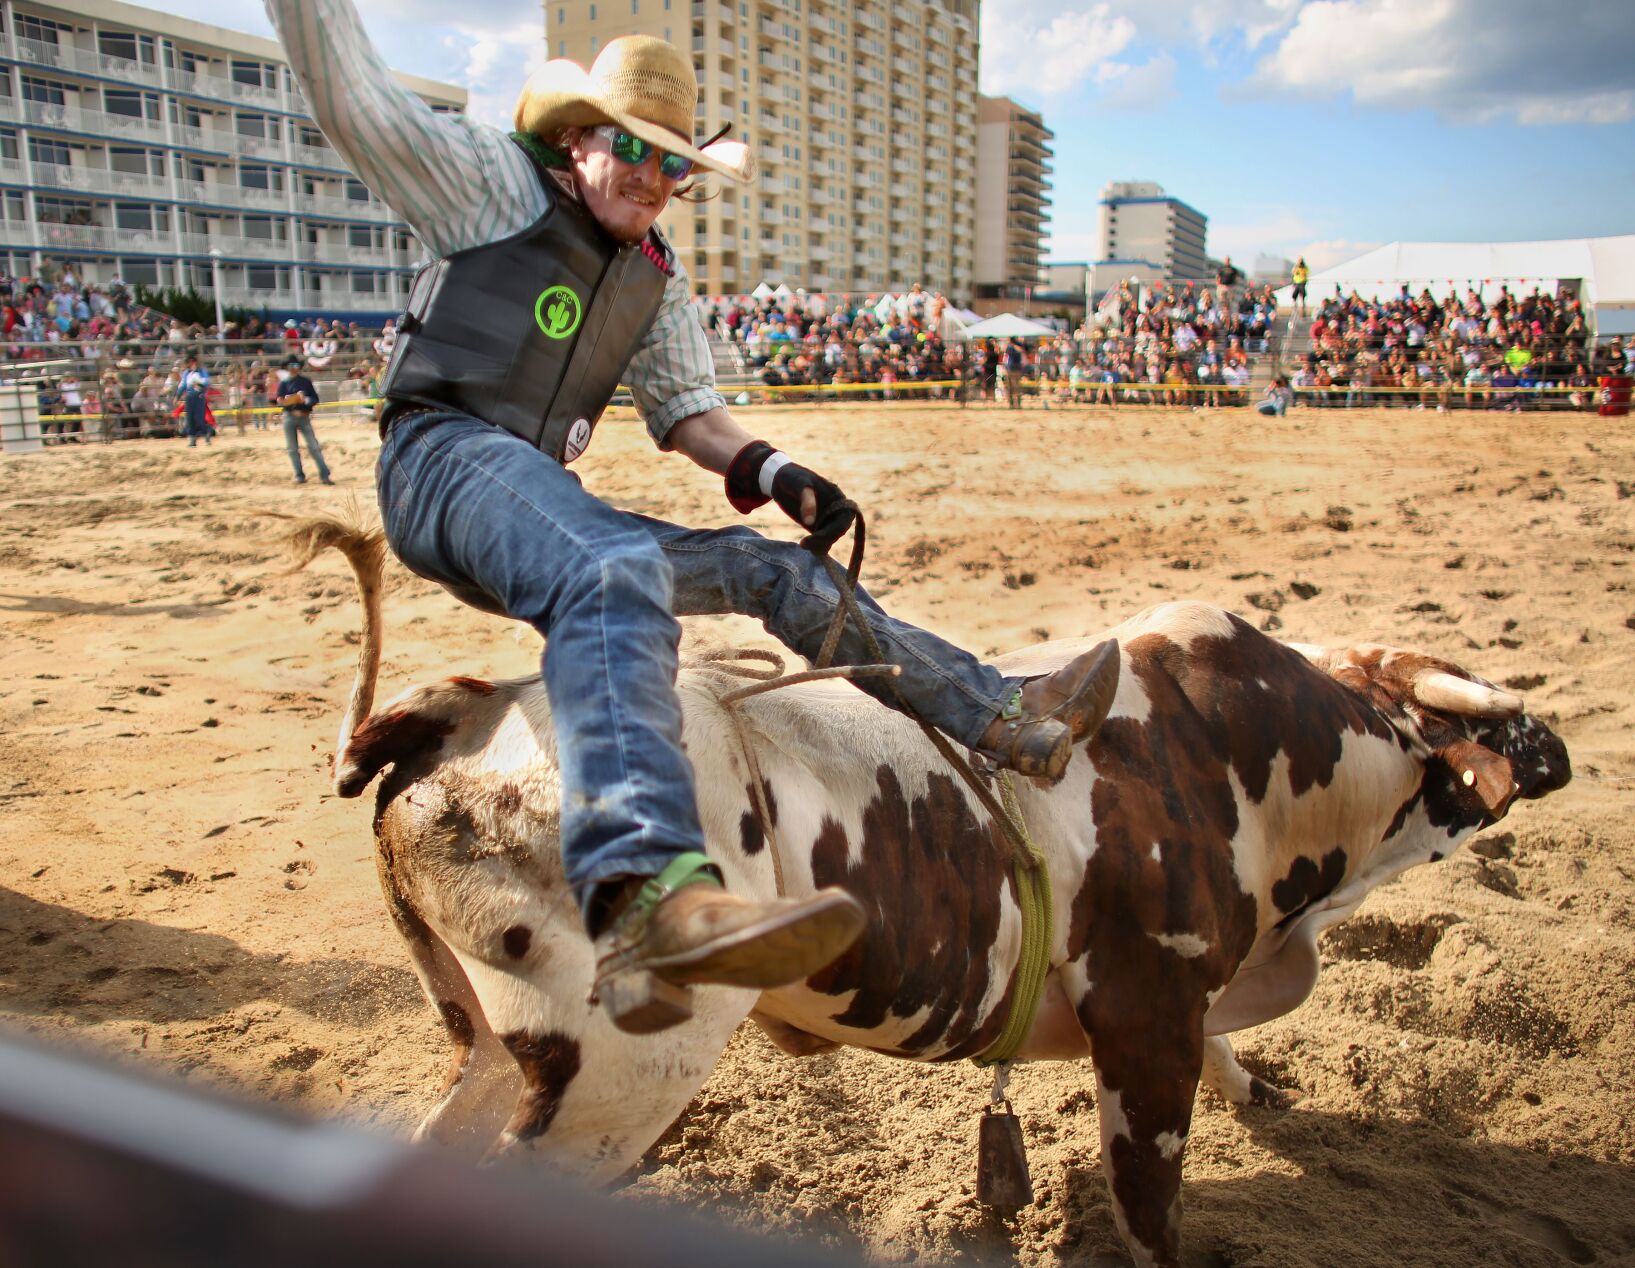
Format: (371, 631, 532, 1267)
(1290, 257, 1310, 317)
(277, 355, 333, 486)
(266, 0, 1119, 1034)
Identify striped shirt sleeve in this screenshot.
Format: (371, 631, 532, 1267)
(267, 0, 721, 445)
(264, 0, 543, 257)
(629, 255, 725, 448)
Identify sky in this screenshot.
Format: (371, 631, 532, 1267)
(160, 0, 1635, 272)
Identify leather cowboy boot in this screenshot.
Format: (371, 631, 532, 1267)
(976, 639, 1121, 780)
(592, 853, 866, 1035)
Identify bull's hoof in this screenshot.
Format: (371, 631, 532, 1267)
(1248, 1076, 1302, 1110)
(599, 972, 694, 1035)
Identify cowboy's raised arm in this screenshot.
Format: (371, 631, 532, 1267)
(264, 0, 546, 258)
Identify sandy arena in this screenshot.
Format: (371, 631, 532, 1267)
(2, 402, 1633, 1266)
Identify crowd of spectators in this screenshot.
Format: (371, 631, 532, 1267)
(697, 285, 979, 400)
(7, 260, 395, 442)
(13, 258, 1632, 436)
(1289, 284, 1629, 410)
(1058, 278, 1279, 406)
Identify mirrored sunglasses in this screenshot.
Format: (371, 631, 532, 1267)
(593, 125, 694, 181)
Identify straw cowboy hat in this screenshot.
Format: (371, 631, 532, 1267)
(515, 35, 755, 184)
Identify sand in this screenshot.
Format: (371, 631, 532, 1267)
(2, 403, 1633, 1267)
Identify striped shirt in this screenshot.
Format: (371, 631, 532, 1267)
(265, 0, 723, 446)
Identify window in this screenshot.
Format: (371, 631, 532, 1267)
(104, 89, 153, 119)
(345, 178, 370, 202)
(632, 0, 639, 12)
(243, 214, 275, 239)
(235, 112, 268, 138)
(16, 15, 67, 45)
(0, 130, 16, 162)
(231, 59, 271, 87)
(28, 138, 71, 167)
(246, 265, 281, 290)
(352, 273, 380, 294)
(21, 76, 66, 106)
(589, 3, 596, 17)
(348, 224, 377, 249)
(114, 203, 154, 230)
(36, 195, 93, 223)
(121, 259, 161, 285)
(100, 33, 157, 64)
(558, 40, 566, 55)
(239, 164, 270, 189)
(557, 6, 565, 21)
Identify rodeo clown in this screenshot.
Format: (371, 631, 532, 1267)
(267, 0, 1119, 1033)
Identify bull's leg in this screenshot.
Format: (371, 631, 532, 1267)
(401, 928, 521, 1155)
(462, 953, 756, 1183)
(1199, 1034, 1295, 1109)
(1081, 1004, 1205, 1268)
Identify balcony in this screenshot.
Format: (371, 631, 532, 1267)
(296, 239, 408, 267)
(17, 98, 167, 144)
(168, 66, 283, 111)
(0, 218, 142, 254)
(1, 157, 168, 202)
(178, 230, 294, 260)
(10, 36, 148, 89)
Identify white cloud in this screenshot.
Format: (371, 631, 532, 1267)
(979, 4, 1139, 98)
(1093, 52, 1178, 111)
(444, 22, 545, 128)
(153, 0, 540, 125)
(1252, 0, 1635, 126)
(1208, 209, 1322, 263)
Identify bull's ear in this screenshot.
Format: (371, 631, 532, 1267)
(1436, 739, 1517, 817)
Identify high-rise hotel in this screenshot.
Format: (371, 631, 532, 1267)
(548, 0, 979, 300)
(0, 0, 464, 319)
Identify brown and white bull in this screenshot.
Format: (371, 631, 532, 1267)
(292, 518, 1570, 1268)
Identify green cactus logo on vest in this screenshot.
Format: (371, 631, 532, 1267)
(535, 285, 583, 339)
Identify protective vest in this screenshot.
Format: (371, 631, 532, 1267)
(381, 138, 672, 463)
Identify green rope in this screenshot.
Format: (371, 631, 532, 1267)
(973, 770, 1053, 1068)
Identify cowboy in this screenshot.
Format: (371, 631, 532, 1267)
(268, 0, 1119, 1034)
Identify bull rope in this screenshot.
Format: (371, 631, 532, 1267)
(708, 511, 1055, 1069)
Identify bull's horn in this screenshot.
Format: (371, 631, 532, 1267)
(1413, 670, 1523, 718)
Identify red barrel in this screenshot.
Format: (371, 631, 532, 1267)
(1599, 375, 1632, 417)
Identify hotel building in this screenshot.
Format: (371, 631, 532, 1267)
(972, 93, 1051, 296)
(0, 0, 465, 320)
(548, 0, 980, 300)
(1089, 179, 1210, 295)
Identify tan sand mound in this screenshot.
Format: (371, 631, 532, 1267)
(2, 406, 1633, 1265)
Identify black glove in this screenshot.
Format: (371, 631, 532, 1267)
(724, 440, 857, 554)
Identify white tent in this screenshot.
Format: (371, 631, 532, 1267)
(1279, 235, 1635, 327)
(750, 281, 775, 299)
(956, 313, 1057, 340)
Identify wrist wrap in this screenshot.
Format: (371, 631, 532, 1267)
(725, 439, 777, 513)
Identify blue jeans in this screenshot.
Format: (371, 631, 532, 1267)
(377, 412, 1017, 912)
(284, 412, 330, 482)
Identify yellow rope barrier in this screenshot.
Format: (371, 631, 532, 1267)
(36, 378, 1612, 427)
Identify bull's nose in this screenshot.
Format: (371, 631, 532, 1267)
(1519, 733, 1571, 798)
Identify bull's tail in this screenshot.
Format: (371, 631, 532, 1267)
(281, 514, 388, 795)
